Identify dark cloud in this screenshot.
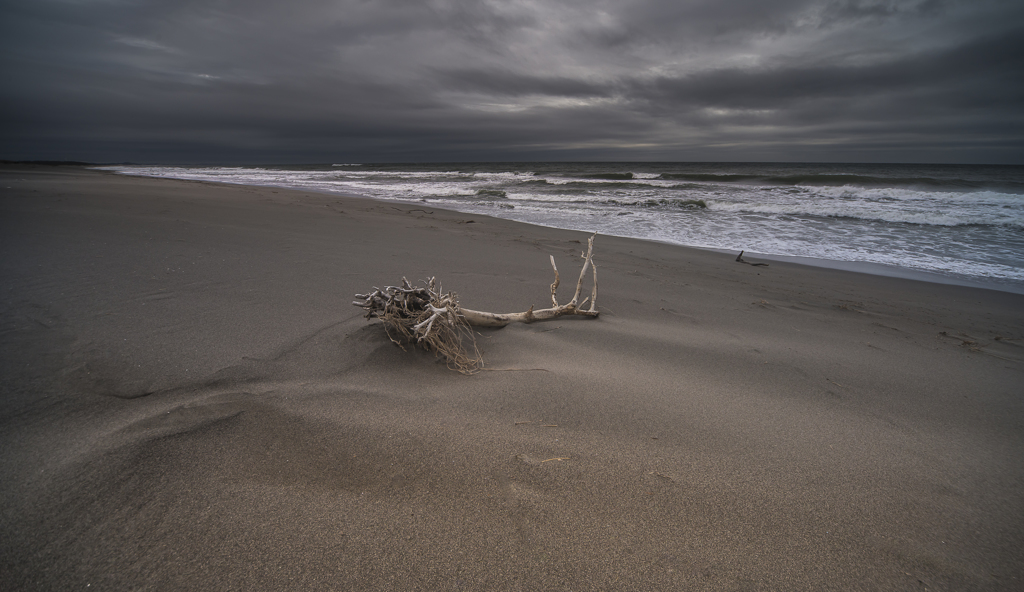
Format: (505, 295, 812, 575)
(1, 0, 1021, 163)
(640, 27, 1024, 109)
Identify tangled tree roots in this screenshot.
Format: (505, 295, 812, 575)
(353, 234, 600, 374)
(354, 277, 483, 374)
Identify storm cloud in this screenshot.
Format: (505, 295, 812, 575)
(2, 0, 1022, 163)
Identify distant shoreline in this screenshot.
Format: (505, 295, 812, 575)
(92, 161, 1024, 294)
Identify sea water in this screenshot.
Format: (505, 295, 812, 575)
(99, 162, 1024, 293)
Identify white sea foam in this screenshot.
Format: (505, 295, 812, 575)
(97, 164, 1024, 290)
(707, 200, 1024, 227)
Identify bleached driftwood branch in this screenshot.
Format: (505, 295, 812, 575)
(459, 234, 599, 326)
(352, 234, 600, 373)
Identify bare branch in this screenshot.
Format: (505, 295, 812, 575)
(549, 255, 560, 307)
(353, 234, 600, 372)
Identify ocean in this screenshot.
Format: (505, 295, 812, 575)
(98, 162, 1024, 293)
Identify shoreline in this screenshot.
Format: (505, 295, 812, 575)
(3, 164, 1023, 590)
(93, 165, 1024, 297)
(736, 250, 1024, 294)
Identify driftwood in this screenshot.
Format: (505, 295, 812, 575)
(735, 250, 769, 267)
(353, 235, 600, 373)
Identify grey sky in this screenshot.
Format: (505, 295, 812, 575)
(2, 0, 1022, 163)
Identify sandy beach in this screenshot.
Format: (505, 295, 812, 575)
(2, 164, 1022, 590)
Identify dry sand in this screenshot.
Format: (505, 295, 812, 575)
(2, 165, 1022, 590)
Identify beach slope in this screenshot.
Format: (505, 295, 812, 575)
(2, 166, 1022, 590)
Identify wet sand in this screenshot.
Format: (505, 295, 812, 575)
(2, 164, 1022, 590)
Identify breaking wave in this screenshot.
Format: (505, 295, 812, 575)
(96, 162, 1024, 290)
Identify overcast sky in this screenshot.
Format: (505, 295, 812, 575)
(2, 0, 1022, 163)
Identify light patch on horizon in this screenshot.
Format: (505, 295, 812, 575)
(112, 36, 181, 54)
(702, 107, 777, 118)
(455, 94, 623, 113)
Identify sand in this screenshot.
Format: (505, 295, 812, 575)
(2, 164, 1022, 591)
